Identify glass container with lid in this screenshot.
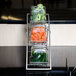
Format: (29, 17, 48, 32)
(30, 24, 47, 43)
(30, 4, 46, 23)
(30, 46, 48, 63)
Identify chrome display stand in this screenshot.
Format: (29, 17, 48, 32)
(26, 13, 51, 70)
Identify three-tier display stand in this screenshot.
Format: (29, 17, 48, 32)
(26, 13, 51, 70)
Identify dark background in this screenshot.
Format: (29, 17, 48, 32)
(0, 0, 76, 23)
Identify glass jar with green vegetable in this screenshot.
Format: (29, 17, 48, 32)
(31, 46, 47, 63)
(30, 4, 46, 23)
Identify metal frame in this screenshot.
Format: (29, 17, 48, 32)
(26, 13, 51, 70)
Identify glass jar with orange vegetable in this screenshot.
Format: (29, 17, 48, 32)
(30, 24, 47, 43)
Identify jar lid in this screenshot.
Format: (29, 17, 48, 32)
(32, 48, 47, 53)
(31, 24, 45, 28)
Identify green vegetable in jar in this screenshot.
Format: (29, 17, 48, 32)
(31, 52, 46, 62)
(30, 4, 46, 22)
(37, 4, 44, 9)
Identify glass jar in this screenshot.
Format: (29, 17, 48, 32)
(30, 4, 46, 23)
(31, 46, 48, 62)
(30, 24, 47, 43)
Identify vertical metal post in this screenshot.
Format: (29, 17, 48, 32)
(26, 13, 29, 70)
(47, 13, 51, 69)
(70, 72, 72, 76)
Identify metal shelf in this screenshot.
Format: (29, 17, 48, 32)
(26, 13, 51, 70)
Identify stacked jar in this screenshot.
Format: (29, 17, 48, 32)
(30, 4, 48, 64)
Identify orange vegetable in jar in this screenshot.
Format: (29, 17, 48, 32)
(30, 26, 46, 43)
